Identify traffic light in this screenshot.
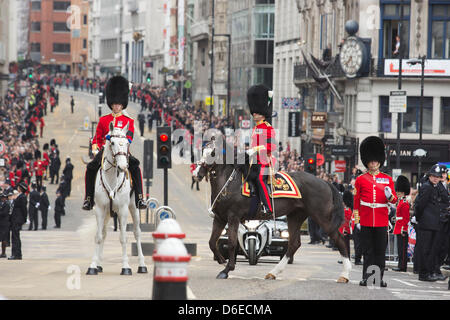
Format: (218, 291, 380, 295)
(304, 153, 317, 175)
(157, 126, 171, 169)
(146, 73, 151, 84)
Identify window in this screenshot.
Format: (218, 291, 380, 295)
(53, 1, 70, 11)
(31, 1, 41, 11)
(83, 39, 87, 49)
(253, 67, 273, 88)
(31, 22, 41, 32)
(379, 96, 392, 133)
(53, 43, 70, 53)
(381, 2, 410, 59)
(429, 4, 450, 58)
(53, 22, 70, 33)
(254, 12, 274, 39)
(83, 15, 88, 25)
(255, 0, 275, 4)
(402, 97, 433, 133)
(440, 98, 450, 133)
(30, 43, 41, 53)
(254, 40, 273, 64)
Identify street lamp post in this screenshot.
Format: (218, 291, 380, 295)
(407, 55, 426, 186)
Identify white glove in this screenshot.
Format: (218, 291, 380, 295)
(192, 165, 200, 177)
(356, 223, 361, 231)
(35, 203, 40, 208)
(93, 149, 99, 156)
(384, 186, 392, 200)
(48, 205, 51, 210)
(411, 216, 417, 224)
(246, 148, 257, 157)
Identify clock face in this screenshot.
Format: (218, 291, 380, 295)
(339, 37, 364, 78)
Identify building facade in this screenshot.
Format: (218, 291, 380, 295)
(29, 0, 72, 73)
(272, 0, 302, 151)
(292, 0, 450, 184)
(70, 0, 89, 77)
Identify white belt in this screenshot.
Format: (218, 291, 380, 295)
(396, 217, 403, 221)
(360, 201, 388, 209)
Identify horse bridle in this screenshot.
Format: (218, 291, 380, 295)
(107, 134, 130, 167)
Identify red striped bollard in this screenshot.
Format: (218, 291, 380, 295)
(152, 238, 191, 300)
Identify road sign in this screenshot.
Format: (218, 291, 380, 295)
(389, 91, 407, 113)
(288, 112, 301, 137)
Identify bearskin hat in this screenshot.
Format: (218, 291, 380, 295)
(43, 143, 49, 151)
(34, 149, 41, 160)
(359, 136, 385, 168)
(395, 175, 410, 195)
(247, 84, 272, 120)
(343, 190, 353, 210)
(106, 76, 129, 110)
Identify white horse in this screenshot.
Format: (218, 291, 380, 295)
(86, 122, 147, 275)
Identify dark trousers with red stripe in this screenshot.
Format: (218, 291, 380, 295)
(84, 149, 144, 206)
(396, 233, 408, 271)
(253, 164, 272, 213)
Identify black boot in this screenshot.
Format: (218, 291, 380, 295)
(129, 160, 147, 210)
(82, 153, 102, 211)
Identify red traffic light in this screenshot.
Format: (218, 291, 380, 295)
(307, 158, 315, 164)
(159, 134, 169, 142)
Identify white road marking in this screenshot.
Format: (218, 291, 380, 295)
(392, 278, 418, 287)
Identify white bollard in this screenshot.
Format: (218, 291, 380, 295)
(152, 238, 191, 300)
(152, 218, 185, 253)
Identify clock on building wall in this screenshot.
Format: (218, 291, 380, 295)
(339, 20, 370, 78)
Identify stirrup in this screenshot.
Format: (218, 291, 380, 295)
(82, 198, 94, 211)
(136, 199, 147, 210)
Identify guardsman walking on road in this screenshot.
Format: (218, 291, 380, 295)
(138, 112, 146, 137)
(392, 175, 411, 272)
(82, 76, 148, 211)
(354, 136, 397, 287)
(9, 182, 28, 260)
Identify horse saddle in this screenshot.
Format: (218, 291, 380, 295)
(242, 171, 302, 199)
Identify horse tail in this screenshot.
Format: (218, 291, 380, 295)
(327, 182, 344, 233)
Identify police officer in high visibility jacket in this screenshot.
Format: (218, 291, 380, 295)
(354, 136, 398, 287)
(392, 175, 411, 272)
(82, 76, 147, 210)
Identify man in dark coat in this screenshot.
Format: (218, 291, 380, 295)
(54, 191, 64, 228)
(49, 146, 61, 184)
(138, 112, 146, 137)
(147, 111, 153, 133)
(57, 175, 69, 211)
(0, 191, 11, 258)
(62, 158, 74, 197)
(39, 186, 50, 230)
(414, 164, 448, 281)
(28, 183, 40, 231)
(9, 182, 28, 260)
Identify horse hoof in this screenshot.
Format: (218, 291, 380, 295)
(216, 272, 228, 279)
(264, 273, 276, 280)
(86, 268, 98, 275)
(137, 266, 148, 274)
(97, 266, 103, 273)
(120, 268, 132, 275)
(337, 276, 349, 283)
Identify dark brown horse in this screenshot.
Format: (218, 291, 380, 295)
(194, 140, 352, 282)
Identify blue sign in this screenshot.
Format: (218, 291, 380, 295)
(159, 211, 170, 220)
(149, 202, 157, 209)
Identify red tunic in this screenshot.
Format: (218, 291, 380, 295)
(393, 198, 410, 234)
(92, 112, 135, 151)
(250, 120, 276, 166)
(353, 172, 398, 227)
(339, 207, 354, 235)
